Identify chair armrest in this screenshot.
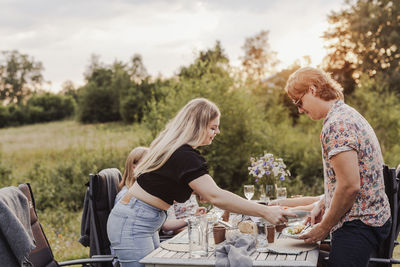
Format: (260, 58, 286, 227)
(58, 255, 115, 266)
(92, 254, 116, 258)
(368, 257, 400, 264)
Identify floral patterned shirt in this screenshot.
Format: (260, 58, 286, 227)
(320, 100, 390, 233)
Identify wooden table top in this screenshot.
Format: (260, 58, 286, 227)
(140, 214, 319, 267)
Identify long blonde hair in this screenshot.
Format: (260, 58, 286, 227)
(134, 98, 220, 177)
(120, 146, 148, 190)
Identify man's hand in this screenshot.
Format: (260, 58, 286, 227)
(305, 200, 325, 226)
(299, 222, 330, 244)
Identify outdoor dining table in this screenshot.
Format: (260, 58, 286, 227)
(140, 213, 320, 267)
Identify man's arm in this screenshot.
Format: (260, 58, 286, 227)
(301, 150, 360, 243)
(321, 150, 360, 228)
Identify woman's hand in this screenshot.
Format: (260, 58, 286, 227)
(193, 191, 208, 203)
(194, 207, 206, 216)
(263, 206, 297, 225)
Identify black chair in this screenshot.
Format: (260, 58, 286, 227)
(16, 183, 115, 267)
(368, 165, 400, 266)
(322, 165, 400, 266)
(79, 168, 121, 267)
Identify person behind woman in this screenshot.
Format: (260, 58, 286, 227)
(162, 194, 206, 235)
(269, 195, 324, 211)
(107, 98, 295, 267)
(115, 147, 149, 204)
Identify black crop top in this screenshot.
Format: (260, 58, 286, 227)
(136, 144, 209, 205)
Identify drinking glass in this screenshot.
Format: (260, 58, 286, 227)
(213, 206, 224, 219)
(265, 185, 274, 202)
(276, 187, 287, 199)
(188, 215, 209, 258)
(244, 185, 255, 200)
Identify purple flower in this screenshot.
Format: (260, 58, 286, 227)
(266, 170, 271, 175)
(280, 176, 285, 181)
(255, 178, 259, 182)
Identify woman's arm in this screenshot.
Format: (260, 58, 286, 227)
(269, 195, 322, 207)
(162, 206, 205, 232)
(161, 219, 188, 231)
(189, 174, 296, 225)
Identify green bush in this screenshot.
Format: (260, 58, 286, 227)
(0, 159, 12, 189)
(26, 93, 75, 123)
(26, 147, 126, 211)
(7, 104, 27, 126)
(0, 105, 9, 128)
(0, 93, 75, 128)
(347, 75, 400, 167)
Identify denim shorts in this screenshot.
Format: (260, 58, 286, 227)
(107, 197, 167, 267)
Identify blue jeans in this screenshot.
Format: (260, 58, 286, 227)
(107, 197, 167, 267)
(328, 218, 391, 267)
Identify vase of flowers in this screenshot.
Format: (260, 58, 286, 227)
(248, 152, 291, 201)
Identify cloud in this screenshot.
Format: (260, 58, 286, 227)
(0, 0, 345, 91)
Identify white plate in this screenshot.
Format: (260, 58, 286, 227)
(281, 225, 311, 239)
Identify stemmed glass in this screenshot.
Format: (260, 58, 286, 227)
(244, 185, 255, 200)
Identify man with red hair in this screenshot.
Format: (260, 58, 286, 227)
(285, 67, 391, 266)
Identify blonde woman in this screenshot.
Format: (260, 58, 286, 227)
(107, 98, 294, 267)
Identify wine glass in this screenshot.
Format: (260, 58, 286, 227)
(244, 185, 255, 200)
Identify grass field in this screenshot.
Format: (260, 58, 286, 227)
(0, 120, 150, 178)
(0, 120, 151, 261)
(1, 120, 399, 262)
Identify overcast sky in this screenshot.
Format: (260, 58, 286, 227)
(0, 0, 345, 92)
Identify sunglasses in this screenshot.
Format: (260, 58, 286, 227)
(292, 91, 307, 109)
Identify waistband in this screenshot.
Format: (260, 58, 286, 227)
(118, 195, 164, 213)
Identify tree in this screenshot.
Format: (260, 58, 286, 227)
(241, 30, 279, 83)
(78, 54, 157, 123)
(129, 54, 149, 83)
(323, 0, 400, 95)
(77, 67, 121, 123)
(60, 80, 79, 101)
(0, 50, 44, 104)
(178, 41, 229, 79)
(83, 54, 103, 81)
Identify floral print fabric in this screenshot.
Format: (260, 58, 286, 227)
(166, 194, 199, 220)
(321, 100, 390, 232)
